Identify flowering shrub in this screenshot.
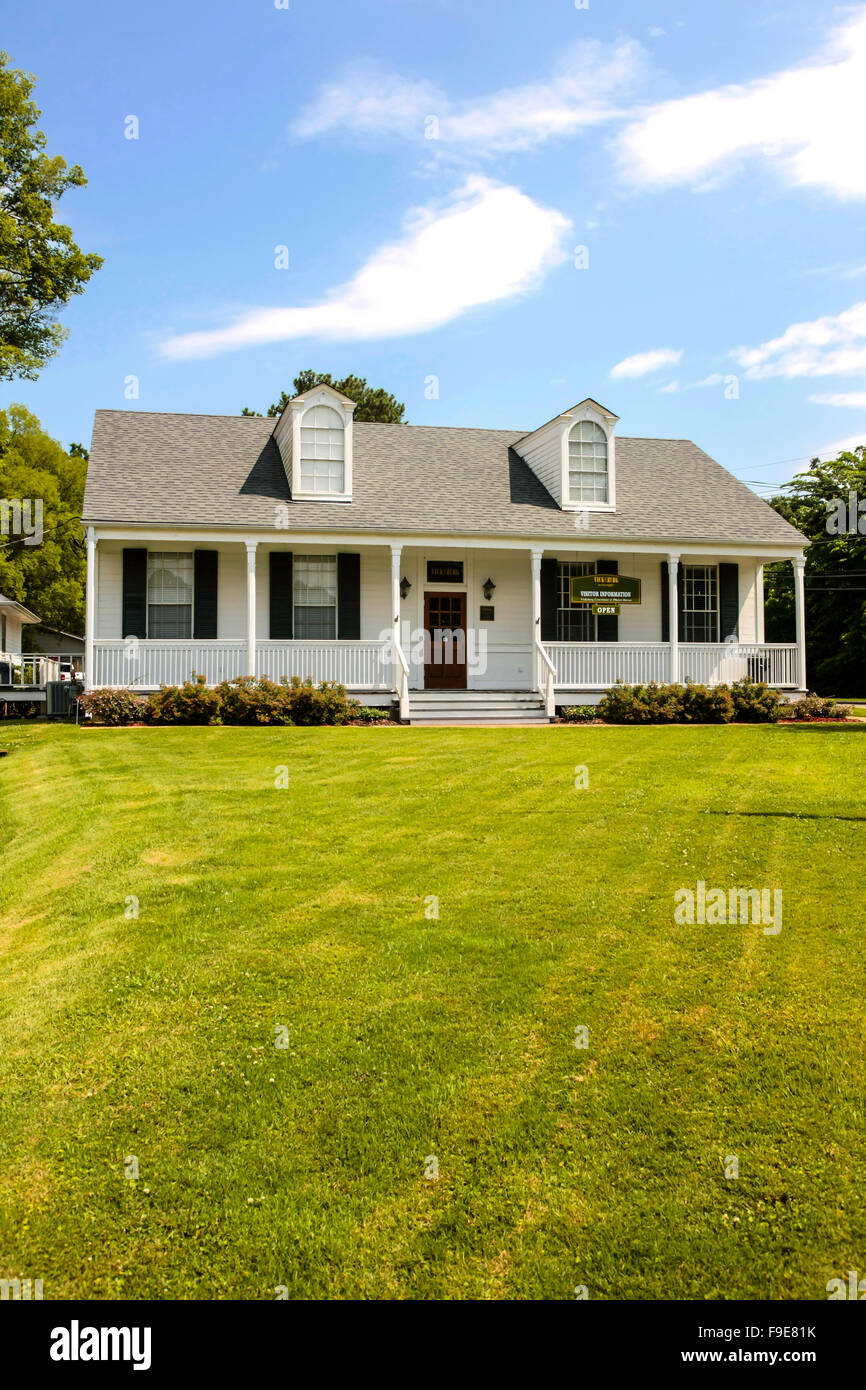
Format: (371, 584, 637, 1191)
(77, 688, 144, 726)
(217, 676, 292, 725)
(784, 692, 853, 721)
(145, 674, 222, 725)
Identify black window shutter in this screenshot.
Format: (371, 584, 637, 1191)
(337, 553, 361, 639)
(677, 566, 686, 642)
(719, 563, 739, 641)
(660, 561, 670, 642)
(122, 548, 148, 639)
(540, 558, 558, 641)
(269, 551, 293, 640)
(595, 558, 619, 642)
(193, 550, 218, 639)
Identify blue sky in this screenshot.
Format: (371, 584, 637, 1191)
(4, 0, 866, 502)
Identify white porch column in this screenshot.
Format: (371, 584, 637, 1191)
(792, 555, 807, 690)
(668, 553, 680, 684)
(245, 541, 257, 677)
(755, 564, 765, 643)
(530, 548, 543, 691)
(84, 526, 97, 691)
(390, 543, 402, 693)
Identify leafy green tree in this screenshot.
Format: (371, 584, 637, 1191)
(0, 405, 86, 633)
(242, 371, 406, 423)
(0, 52, 103, 380)
(765, 446, 866, 695)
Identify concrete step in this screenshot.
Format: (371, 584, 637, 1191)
(407, 690, 548, 724)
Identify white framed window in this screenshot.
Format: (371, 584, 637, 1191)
(299, 406, 345, 494)
(682, 565, 719, 643)
(557, 561, 596, 641)
(568, 421, 609, 504)
(294, 555, 337, 639)
(147, 552, 193, 639)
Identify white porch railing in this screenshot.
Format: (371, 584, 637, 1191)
(547, 642, 669, 688)
(91, 639, 392, 690)
(546, 642, 799, 690)
(1, 652, 73, 687)
(678, 644, 799, 689)
(255, 640, 391, 690)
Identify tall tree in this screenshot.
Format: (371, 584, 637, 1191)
(0, 405, 86, 633)
(0, 52, 103, 380)
(242, 371, 406, 423)
(766, 446, 866, 695)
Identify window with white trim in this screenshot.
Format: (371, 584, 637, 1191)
(557, 561, 596, 641)
(299, 406, 345, 493)
(568, 421, 608, 504)
(293, 555, 337, 639)
(147, 552, 193, 639)
(682, 565, 719, 643)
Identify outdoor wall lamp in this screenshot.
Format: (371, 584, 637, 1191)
(482, 578, 496, 601)
(400, 576, 412, 600)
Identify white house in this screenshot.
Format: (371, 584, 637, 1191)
(81, 387, 808, 722)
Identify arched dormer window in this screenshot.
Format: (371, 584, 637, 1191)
(568, 420, 608, 504)
(299, 406, 345, 494)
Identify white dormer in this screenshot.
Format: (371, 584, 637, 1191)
(514, 397, 618, 512)
(273, 382, 355, 502)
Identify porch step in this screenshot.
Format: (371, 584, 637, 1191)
(407, 691, 549, 725)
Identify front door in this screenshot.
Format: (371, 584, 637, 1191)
(424, 592, 467, 689)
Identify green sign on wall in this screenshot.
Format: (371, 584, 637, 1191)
(570, 574, 641, 605)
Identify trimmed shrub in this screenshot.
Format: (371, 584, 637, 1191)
(785, 692, 853, 721)
(217, 676, 293, 726)
(730, 679, 784, 724)
(283, 677, 355, 726)
(145, 674, 222, 725)
(598, 679, 777, 724)
(560, 704, 600, 723)
(597, 682, 684, 724)
(679, 682, 735, 724)
(78, 688, 145, 726)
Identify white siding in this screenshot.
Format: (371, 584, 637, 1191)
(514, 422, 563, 506)
(96, 548, 122, 638)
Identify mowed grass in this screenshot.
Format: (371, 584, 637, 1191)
(0, 722, 864, 1301)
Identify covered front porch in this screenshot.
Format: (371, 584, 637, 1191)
(84, 532, 807, 717)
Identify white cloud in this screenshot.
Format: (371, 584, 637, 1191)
(290, 41, 647, 154)
(810, 391, 866, 407)
(660, 379, 679, 393)
(160, 178, 571, 359)
(617, 11, 866, 200)
(610, 347, 683, 379)
(732, 301, 866, 378)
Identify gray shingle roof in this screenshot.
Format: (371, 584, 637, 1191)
(82, 410, 805, 546)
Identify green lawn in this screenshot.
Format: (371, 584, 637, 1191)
(1, 722, 864, 1301)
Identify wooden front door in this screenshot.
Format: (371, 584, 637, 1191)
(424, 592, 467, 689)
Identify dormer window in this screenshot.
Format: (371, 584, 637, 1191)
(568, 421, 608, 504)
(299, 406, 345, 494)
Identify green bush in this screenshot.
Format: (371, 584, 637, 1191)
(679, 682, 735, 724)
(560, 704, 599, 723)
(597, 679, 779, 724)
(217, 676, 292, 726)
(354, 705, 391, 723)
(282, 677, 355, 726)
(785, 692, 853, 721)
(78, 688, 145, 726)
(597, 682, 684, 724)
(729, 679, 784, 724)
(145, 674, 222, 725)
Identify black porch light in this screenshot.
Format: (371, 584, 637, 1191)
(400, 576, 412, 600)
(482, 577, 496, 601)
